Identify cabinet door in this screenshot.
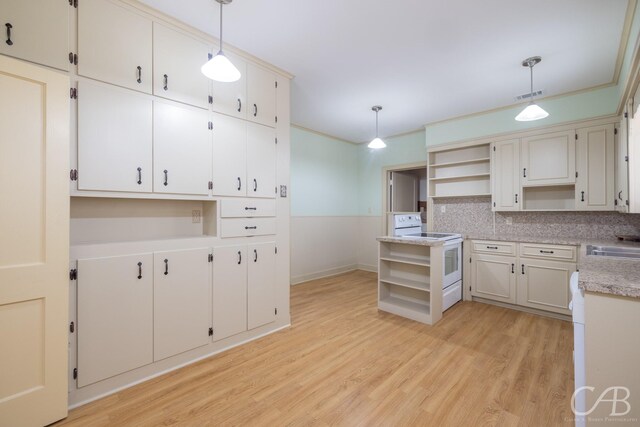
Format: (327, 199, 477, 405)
(521, 130, 576, 185)
(0, 1, 69, 71)
(153, 23, 210, 109)
(153, 248, 211, 361)
(77, 81, 152, 192)
(615, 116, 629, 212)
(211, 51, 247, 119)
(248, 242, 277, 329)
(247, 122, 277, 198)
(153, 101, 212, 195)
(212, 245, 247, 341)
(518, 259, 574, 315)
(470, 254, 516, 304)
(78, 0, 152, 93)
(492, 139, 520, 211)
(247, 63, 277, 128)
(211, 113, 247, 196)
(576, 124, 615, 211)
(77, 254, 153, 387)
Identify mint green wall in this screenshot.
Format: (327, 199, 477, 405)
(290, 126, 359, 216)
(615, 3, 640, 104)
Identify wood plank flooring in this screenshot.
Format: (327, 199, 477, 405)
(56, 270, 575, 426)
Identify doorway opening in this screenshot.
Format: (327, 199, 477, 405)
(382, 162, 428, 235)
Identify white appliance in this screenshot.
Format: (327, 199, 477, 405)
(391, 213, 463, 311)
(570, 272, 586, 427)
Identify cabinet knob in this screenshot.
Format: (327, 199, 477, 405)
(5, 23, 13, 46)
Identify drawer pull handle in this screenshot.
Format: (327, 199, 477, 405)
(5, 23, 13, 46)
(163, 74, 168, 91)
(137, 167, 142, 185)
(254, 249, 258, 263)
(237, 98, 242, 112)
(237, 177, 242, 191)
(245, 207, 257, 211)
(523, 168, 527, 178)
(237, 251, 242, 265)
(136, 66, 142, 84)
(515, 193, 518, 204)
(137, 262, 142, 279)
(163, 169, 168, 186)
(164, 259, 169, 275)
(581, 191, 585, 202)
(539, 250, 555, 254)
(245, 226, 257, 230)
(486, 246, 498, 249)
(619, 190, 623, 200)
(253, 103, 258, 117)
(511, 263, 514, 274)
(521, 264, 525, 275)
(253, 178, 257, 192)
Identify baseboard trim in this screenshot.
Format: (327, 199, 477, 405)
(291, 264, 359, 285)
(472, 297, 571, 321)
(356, 263, 377, 273)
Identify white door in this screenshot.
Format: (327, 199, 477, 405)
(248, 242, 277, 329)
(521, 130, 576, 185)
(247, 63, 277, 128)
(211, 50, 247, 119)
(77, 254, 153, 387)
(576, 124, 615, 211)
(615, 113, 629, 212)
(78, 0, 152, 93)
(492, 139, 520, 211)
(212, 245, 247, 341)
(211, 113, 247, 196)
(630, 91, 640, 213)
(471, 254, 517, 303)
(77, 81, 153, 192)
(153, 101, 212, 195)
(0, 1, 69, 71)
(391, 171, 419, 212)
(153, 23, 210, 109)
(0, 55, 69, 426)
(247, 122, 277, 198)
(153, 248, 211, 361)
(518, 260, 574, 315)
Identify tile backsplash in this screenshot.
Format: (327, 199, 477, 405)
(433, 196, 640, 239)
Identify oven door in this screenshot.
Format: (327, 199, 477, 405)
(442, 240, 462, 289)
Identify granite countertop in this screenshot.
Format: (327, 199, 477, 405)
(462, 232, 640, 299)
(377, 236, 445, 247)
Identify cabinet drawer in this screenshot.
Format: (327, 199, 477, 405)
(221, 199, 276, 218)
(519, 243, 577, 262)
(220, 218, 276, 238)
(472, 240, 516, 256)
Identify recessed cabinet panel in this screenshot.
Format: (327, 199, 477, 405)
(517, 260, 574, 315)
(211, 50, 247, 119)
(78, 0, 152, 93)
(77, 82, 153, 193)
(212, 245, 247, 341)
(521, 130, 575, 186)
(77, 254, 154, 387)
(576, 124, 615, 211)
(247, 63, 277, 128)
(0, 1, 69, 71)
(153, 23, 210, 109)
(153, 101, 212, 195)
(248, 242, 277, 330)
(615, 117, 629, 212)
(471, 254, 516, 304)
(211, 113, 247, 196)
(247, 122, 277, 198)
(492, 139, 520, 211)
(153, 248, 211, 361)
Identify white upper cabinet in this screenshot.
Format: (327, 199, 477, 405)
(492, 139, 520, 211)
(576, 124, 615, 211)
(153, 101, 212, 195)
(153, 23, 210, 109)
(77, 81, 153, 193)
(211, 50, 247, 119)
(247, 63, 277, 128)
(212, 245, 248, 341)
(0, 1, 69, 71)
(78, 0, 152, 93)
(616, 111, 630, 212)
(247, 122, 277, 198)
(211, 113, 247, 196)
(153, 248, 211, 361)
(521, 130, 576, 186)
(248, 242, 277, 330)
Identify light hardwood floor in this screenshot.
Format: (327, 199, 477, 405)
(56, 270, 575, 426)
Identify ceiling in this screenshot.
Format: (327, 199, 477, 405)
(140, 0, 630, 143)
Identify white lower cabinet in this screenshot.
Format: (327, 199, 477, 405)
(212, 245, 248, 341)
(77, 254, 154, 387)
(470, 253, 517, 304)
(248, 242, 277, 329)
(153, 248, 211, 361)
(517, 259, 574, 315)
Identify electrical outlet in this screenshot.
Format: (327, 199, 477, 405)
(440, 205, 446, 213)
(192, 210, 201, 224)
(505, 216, 513, 225)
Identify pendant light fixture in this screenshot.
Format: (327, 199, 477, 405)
(201, 0, 241, 82)
(515, 56, 549, 122)
(368, 106, 386, 149)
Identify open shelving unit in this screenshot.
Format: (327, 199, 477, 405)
(428, 143, 491, 198)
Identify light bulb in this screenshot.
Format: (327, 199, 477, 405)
(201, 51, 241, 82)
(368, 137, 386, 149)
(515, 102, 549, 122)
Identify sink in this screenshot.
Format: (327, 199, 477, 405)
(586, 245, 640, 259)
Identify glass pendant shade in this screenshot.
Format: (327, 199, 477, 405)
(368, 137, 386, 149)
(201, 51, 241, 82)
(515, 102, 549, 122)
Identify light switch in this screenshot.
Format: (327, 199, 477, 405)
(440, 205, 446, 213)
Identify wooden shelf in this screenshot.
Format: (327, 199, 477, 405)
(429, 173, 490, 182)
(429, 157, 490, 168)
(430, 193, 491, 199)
(379, 296, 430, 316)
(379, 276, 430, 292)
(380, 255, 430, 267)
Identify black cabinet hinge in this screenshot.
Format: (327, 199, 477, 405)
(70, 169, 78, 181)
(625, 112, 629, 118)
(275, 186, 278, 194)
(208, 121, 213, 130)
(275, 308, 278, 315)
(275, 81, 278, 88)
(493, 202, 496, 207)
(208, 253, 213, 262)
(625, 155, 629, 162)
(469, 257, 472, 264)
(208, 181, 213, 190)
(208, 327, 213, 336)
(208, 53, 213, 60)
(275, 246, 278, 254)
(73, 368, 78, 379)
(208, 95, 213, 104)
(575, 133, 578, 140)
(275, 137, 278, 144)
(615, 199, 618, 206)
(69, 0, 78, 7)
(275, 116, 278, 124)
(69, 268, 77, 280)
(68, 52, 77, 65)
(69, 322, 75, 333)
(70, 88, 77, 99)
(615, 128, 618, 135)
